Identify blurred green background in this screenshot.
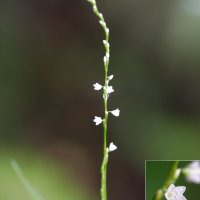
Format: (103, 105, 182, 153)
(1, 0, 200, 199)
(146, 161, 200, 200)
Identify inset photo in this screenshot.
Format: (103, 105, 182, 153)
(146, 160, 200, 200)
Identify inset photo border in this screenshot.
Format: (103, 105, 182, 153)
(145, 160, 200, 200)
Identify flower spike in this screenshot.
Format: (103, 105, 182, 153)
(88, 1, 119, 199)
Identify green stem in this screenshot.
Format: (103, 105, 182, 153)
(102, 29, 109, 200)
(101, 151, 108, 200)
(102, 51, 108, 200)
(87, 1, 110, 199)
(152, 161, 180, 200)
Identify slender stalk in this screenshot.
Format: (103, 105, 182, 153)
(102, 64, 108, 200)
(88, 1, 109, 200)
(88, 1, 118, 200)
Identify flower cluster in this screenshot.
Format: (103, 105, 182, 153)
(165, 184, 187, 200)
(90, 0, 120, 152)
(93, 75, 120, 126)
(93, 74, 119, 151)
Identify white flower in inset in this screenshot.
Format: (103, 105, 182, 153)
(182, 161, 200, 184)
(93, 83, 103, 90)
(107, 75, 113, 80)
(107, 86, 114, 94)
(93, 116, 103, 125)
(165, 184, 186, 200)
(110, 108, 120, 117)
(108, 142, 117, 152)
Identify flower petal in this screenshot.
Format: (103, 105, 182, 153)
(174, 186, 186, 195)
(167, 184, 175, 192)
(187, 161, 200, 168)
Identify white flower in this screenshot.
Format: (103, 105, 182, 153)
(103, 40, 110, 49)
(107, 86, 114, 94)
(110, 108, 120, 117)
(182, 161, 200, 184)
(106, 28, 109, 33)
(103, 86, 114, 100)
(93, 83, 103, 90)
(108, 142, 117, 152)
(103, 40, 108, 47)
(93, 6, 97, 11)
(165, 184, 186, 200)
(103, 40, 107, 45)
(107, 75, 113, 80)
(99, 13, 103, 19)
(93, 116, 103, 125)
(99, 21, 106, 26)
(106, 52, 110, 58)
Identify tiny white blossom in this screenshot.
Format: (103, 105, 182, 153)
(103, 40, 110, 48)
(110, 108, 120, 117)
(99, 21, 106, 26)
(93, 83, 103, 90)
(106, 28, 109, 33)
(107, 86, 114, 94)
(106, 52, 110, 58)
(93, 116, 103, 125)
(107, 75, 114, 80)
(99, 13, 103, 18)
(108, 142, 117, 152)
(93, 6, 97, 11)
(165, 184, 186, 200)
(182, 161, 200, 184)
